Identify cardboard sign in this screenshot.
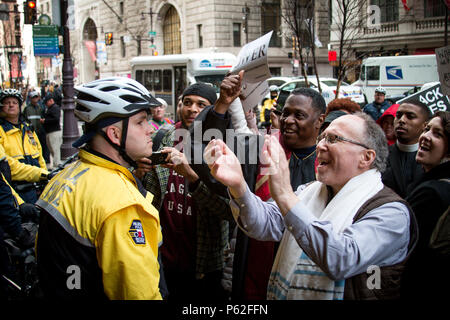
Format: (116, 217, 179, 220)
(397, 83, 449, 114)
(435, 45, 450, 96)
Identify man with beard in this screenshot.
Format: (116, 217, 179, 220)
(190, 72, 326, 300)
(381, 100, 430, 198)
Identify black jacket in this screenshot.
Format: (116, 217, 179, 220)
(382, 143, 423, 198)
(43, 103, 61, 133)
(402, 161, 450, 299)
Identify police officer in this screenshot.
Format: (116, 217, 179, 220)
(363, 87, 391, 121)
(0, 89, 48, 204)
(36, 77, 165, 299)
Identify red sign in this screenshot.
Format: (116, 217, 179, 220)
(328, 51, 337, 62)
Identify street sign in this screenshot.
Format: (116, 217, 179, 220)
(148, 31, 156, 36)
(33, 25, 59, 56)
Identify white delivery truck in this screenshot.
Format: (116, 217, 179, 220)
(352, 54, 439, 103)
(130, 52, 237, 120)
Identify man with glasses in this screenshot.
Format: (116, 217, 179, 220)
(204, 112, 417, 300)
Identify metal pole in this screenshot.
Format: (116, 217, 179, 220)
(60, 0, 79, 159)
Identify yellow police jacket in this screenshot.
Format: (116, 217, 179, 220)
(36, 149, 162, 300)
(0, 119, 47, 182)
(260, 98, 276, 123)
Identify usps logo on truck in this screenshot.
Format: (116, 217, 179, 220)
(386, 66, 403, 80)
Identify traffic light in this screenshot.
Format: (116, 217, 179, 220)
(24, 0, 37, 25)
(105, 32, 113, 46)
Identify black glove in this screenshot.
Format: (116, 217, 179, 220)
(19, 203, 40, 223)
(15, 227, 35, 249)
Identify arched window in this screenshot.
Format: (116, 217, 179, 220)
(163, 6, 181, 54)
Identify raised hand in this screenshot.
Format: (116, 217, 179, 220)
(262, 134, 297, 215)
(214, 70, 245, 114)
(204, 139, 246, 198)
(161, 147, 199, 183)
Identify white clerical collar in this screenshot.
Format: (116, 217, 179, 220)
(396, 141, 419, 152)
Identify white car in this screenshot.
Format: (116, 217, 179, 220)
(279, 77, 365, 106)
(266, 76, 294, 89)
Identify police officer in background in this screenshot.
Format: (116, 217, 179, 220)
(363, 87, 391, 121)
(23, 91, 50, 164)
(0, 89, 48, 204)
(36, 77, 165, 300)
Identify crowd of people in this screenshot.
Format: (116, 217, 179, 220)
(0, 73, 448, 301)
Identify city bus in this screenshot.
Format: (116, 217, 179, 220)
(130, 52, 237, 120)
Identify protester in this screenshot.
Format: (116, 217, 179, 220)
(376, 103, 399, 146)
(23, 91, 50, 164)
(205, 112, 417, 300)
(41, 94, 62, 169)
(190, 72, 326, 300)
(402, 111, 450, 299)
(36, 77, 164, 299)
(363, 87, 391, 121)
(135, 82, 233, 302)
(149, 97, 174, 131)
(382, 100, 430, 198)
(0, 88, 48, 203)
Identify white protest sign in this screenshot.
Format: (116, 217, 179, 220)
(230, 31, 273, 112)
(435, 45, 450, 96)
(231, 31, 272, 83)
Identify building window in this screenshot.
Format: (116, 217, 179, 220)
(269, 67, 281, 77)
(370, 0, 398, 23)
(163, 6, 181, 54)
(261, 0, 281, 47)
(233, 23, 241, 47)
(120, 36, 126, 58)
(197, 24, 203, 48)
(424, 0, 446, 17)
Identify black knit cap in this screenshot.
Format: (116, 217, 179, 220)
(181, 83, 217, 105)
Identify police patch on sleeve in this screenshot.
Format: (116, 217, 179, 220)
(128, 220, 146, 245)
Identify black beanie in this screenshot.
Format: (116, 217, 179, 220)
(182, 83, 217, 105)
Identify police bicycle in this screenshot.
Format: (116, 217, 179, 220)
(0, 152, 79, 300)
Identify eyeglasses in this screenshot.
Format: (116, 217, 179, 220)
(317, 132, 371, 150)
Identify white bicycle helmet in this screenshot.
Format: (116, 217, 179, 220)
(269, 85, 279, 92)
(73, 77, 161, 168)
(375, 87, 386, 95)
(74, 77, 161, 124)
(0, 88, 23, 106)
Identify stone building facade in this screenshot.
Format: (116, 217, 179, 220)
(37, 0, 333, 85)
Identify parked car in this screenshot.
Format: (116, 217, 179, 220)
(279, 77, 365, 106)
(266, 76, 294, 89)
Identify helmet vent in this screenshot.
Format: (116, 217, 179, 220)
(100, 86, 119, 92)
(120, 94, 145, 103)
(76, 91, 109, 104)
(75, 103, 91, 113)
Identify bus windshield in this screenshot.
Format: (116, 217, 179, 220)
(195, 74, 228, 93)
